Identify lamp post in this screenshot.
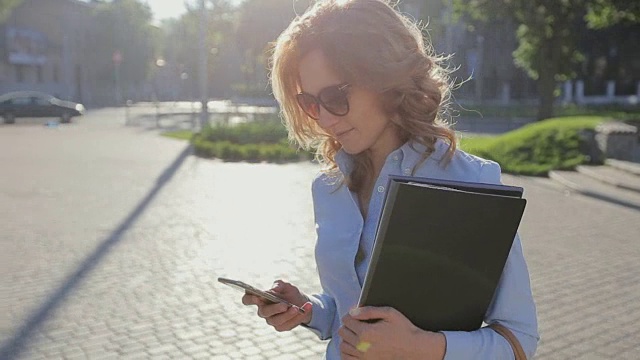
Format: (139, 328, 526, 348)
(154, 58, 166, 127)
(113, 50, 123, 105)
(198, 0, 209, 130)
(474, 35, 485, 103)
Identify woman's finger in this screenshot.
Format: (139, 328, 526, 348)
(338, 325, 359, 347)
(276, 302, 313, 330)
(265, 306, 299, 327)
(269, 306, 307, 331)
(257, 302, 290, 319)
(339, 340, 361, 359)
(242, 294, 259, 306)
(242, 293, 270, 306)
(341, 314, 366, 335)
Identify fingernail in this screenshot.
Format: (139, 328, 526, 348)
(300, 302, 312, 314)
(349, 308, 361, 316)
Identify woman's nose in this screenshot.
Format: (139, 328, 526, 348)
(316, 108, 341, 128)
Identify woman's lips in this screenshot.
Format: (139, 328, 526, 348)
(336, 128, 354, 140)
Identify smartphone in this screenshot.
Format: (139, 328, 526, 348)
(218, 277, 306, 314)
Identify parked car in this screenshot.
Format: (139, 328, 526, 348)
(0, 91, 85, 124)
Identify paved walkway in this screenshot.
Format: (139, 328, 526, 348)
(1, 114, 639, 359)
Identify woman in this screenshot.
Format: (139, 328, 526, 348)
(241, 0, 539, 359)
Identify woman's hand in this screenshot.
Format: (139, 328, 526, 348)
(241, 280, 313, 332)
(339, 306, 446, 360)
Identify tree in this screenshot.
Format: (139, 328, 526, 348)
(0, 0, 23, 22)
(586, 0, 640, 29)
(159, 0, 236, 98)
(235, 0, 313, 96)
(454, 0, 639, 120)
(86, 0, 157, 103)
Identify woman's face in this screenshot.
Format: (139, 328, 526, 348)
(298, 49, 401, 158)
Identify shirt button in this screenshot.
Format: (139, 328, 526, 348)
(403, 168, 411, 175)
(377, 186, 385, 193)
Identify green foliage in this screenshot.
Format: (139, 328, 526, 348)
(159, 0, 236, 97)
(459, 116, 611, 176)
(455, 0, 583, 79)
(586, 0, 640, 28)
(198, 120, 288, 144)
(233, 0, 312, 94)
(191, 120, 312, 162)
(87, 0, 157, 94)
(235, 0, 303, 57)
(453, 0, 639, 120)
(0, 0, 23, 23)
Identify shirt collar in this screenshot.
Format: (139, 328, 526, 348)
(335, 149, 354, 176)
(334, 138, 448, 177)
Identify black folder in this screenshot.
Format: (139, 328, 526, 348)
(358, 175, 527, 332)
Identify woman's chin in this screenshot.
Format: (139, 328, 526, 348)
(340, 144, 365, 155)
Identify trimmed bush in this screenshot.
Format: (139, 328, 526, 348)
(459, 116, 611, 176)
(189, 120, 312, 162)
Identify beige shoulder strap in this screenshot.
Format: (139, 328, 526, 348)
(489, 323, 527, 360)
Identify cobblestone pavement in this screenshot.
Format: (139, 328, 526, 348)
(1, 111, 639, 359)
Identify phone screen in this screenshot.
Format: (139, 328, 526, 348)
(218, 277, 305, 314)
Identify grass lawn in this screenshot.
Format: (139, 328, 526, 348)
(459, 116, 611, 176)
(161, 130, 193, 141)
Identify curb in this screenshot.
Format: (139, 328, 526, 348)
(576, 166, 640, 194)
(605, 159, 640, 176)
(548, 171, 640, 212)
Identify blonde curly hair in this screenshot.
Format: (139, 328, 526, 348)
(271, 0, 457, 192)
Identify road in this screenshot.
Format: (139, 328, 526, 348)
(1, 108, 639, 359)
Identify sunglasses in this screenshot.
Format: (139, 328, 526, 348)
(296, 83, 351, 120)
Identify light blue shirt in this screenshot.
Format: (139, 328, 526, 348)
(304, 139, 539, 359)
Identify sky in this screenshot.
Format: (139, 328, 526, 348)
(145, 0, 189, 22)
(144, 0, 242, 22)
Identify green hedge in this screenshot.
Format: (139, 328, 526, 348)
(187, 121, 312, 162)
(197, 121, 288, 145)
(460, 116, 611, 176)
(168, 114, 625, 170)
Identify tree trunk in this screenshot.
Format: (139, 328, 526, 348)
(536, 69, 556, 121)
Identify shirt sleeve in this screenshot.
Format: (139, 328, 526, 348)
(303, 174, 338, 340)
(302, 292, 337, 340)
(441, 233, 539, 359)
(440, 161, 539, 359)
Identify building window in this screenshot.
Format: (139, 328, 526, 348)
(16, 65, 24, 82)
(37, 66, 43, 83)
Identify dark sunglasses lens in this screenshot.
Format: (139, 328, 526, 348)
(297, 93, 320, 119)
(319, 86, 349, 116)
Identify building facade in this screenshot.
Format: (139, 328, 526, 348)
(0, 0, 97, 104)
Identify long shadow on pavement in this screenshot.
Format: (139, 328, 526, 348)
(0, 144, 193, 360)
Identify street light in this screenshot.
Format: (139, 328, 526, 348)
(154, 58, 166, 126)
(198, 0, 209, 130)
(153, 57, 166, 101)
(474, 35, 485, 103)
(113, 50, 123, 105)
